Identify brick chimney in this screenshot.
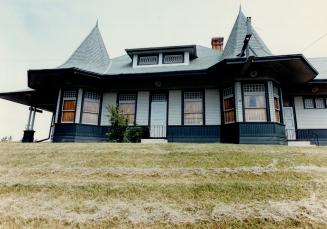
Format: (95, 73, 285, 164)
(211, 37, 224, 51)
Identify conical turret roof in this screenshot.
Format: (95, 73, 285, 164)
(58, 22, 110, 74)
(223, 8, 272, 59)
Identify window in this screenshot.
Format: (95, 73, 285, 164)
(119, 94, 136, 125)
(138, 55, 158, 65)
(243, 84, 267, 122)
(163, 53, 184, 64)
(223, 87, 235, 124)
(315, 98, 325, 109)
(303, 97, 326, 109)
(273, 86, 281, 123)
(304, 98, 314, 109)
(184, 92, 203, 125)
(61, 90, 77, 123)
(81, 91, 101, 125)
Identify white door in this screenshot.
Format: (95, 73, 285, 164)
(283, 107, 296, 140)
(150, 94, 167, 138)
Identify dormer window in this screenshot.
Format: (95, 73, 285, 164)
(163, 53, 184, 64)
(138, 55, 159, 65)
(127, 45, 197, 68)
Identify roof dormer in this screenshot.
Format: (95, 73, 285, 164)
(125, 45, 197, 68)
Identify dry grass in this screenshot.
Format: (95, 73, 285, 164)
(0, 143, 326, 228)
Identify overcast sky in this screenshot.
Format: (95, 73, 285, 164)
(0, 0, 327, 141)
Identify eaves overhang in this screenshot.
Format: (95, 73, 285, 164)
(215, 54, 318, 84)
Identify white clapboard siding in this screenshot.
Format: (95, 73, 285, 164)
(294, 96, 327, 129)
(205, 89, 221, 125)
(100, 92, 117, 126)
(75, 88, 83, 123)
(168, 90, 182, 125)
(267, 81, 275, 122)
(55, 89, 61, 123)
(136, 91, 150, 125)
(235, 82, 243, 122)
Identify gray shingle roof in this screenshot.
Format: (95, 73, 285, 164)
(105, 45, 222, 75)
(58, 22, 110, 74)
(223, 8, 272, 59)
(309, 57, 327, 79)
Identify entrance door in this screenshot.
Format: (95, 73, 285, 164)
(150, 93, 167, 138)
(283, 107, 296, 140)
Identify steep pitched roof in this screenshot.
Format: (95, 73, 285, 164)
(223, 8, 272, 59)
(58, 22, 110, 74)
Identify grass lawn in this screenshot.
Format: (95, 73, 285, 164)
(0, 143, 326, 228)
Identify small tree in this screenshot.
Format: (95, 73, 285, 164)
(106, 105, 128, 142)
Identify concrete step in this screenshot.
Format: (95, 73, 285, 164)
(141, 139, 168, 144)
(288, 141, 315, 147)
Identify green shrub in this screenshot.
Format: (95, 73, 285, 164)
(124, 126, 143, 143)
(106, 105, 128, 142)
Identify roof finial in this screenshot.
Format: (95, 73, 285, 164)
(96, 19, 99, 27)
(239, 4, 242, 13)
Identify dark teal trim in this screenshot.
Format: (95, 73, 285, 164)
(167, 125, 220, 143)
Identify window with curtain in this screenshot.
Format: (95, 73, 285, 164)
(61, 90, 77, 123)
(81, 91, 101, 125)
(223, 87, 235, 124)
(273, 86, 281, 123)
(243, 84, 267, 122)
(119, 94, 136, 125)
(184, 92, 203, 125)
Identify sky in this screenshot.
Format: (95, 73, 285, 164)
(0, 0, 327, 141)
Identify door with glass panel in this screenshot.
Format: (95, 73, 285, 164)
(150, 93, 167, 138)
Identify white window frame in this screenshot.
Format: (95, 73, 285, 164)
(81, 91, 101, 125)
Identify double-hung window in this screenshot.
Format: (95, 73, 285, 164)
(243, 84, 267, 122)
(81, 91, 101, 125)
(61, 90, 77, 123)
(273, 86, 281, 123)
(119, 94, 136, 125)
(223, 87, 235, 124)
(183, 92, 203, 125)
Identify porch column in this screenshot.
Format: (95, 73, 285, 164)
(234, 82, 243, 122)
(267, 81, 275, 122)
(22, 107, 35, 143)
(26, 107, 33, 130)
(30, 108, 36, 130)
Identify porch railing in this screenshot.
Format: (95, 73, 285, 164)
(150, 125, 166, 138)
(296, 130, 319, 146)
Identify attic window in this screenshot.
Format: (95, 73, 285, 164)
(163, 53, 184, 64)
(138, 55, 159, 65)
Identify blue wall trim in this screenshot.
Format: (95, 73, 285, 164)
(167, 125, 220, 143)
(53, 123, 287, 145)
(221, 122, 287, 145)
(297, 129, 327, 145)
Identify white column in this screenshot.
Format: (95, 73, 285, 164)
(26, 107, 33, 130)
(75, 88, 83, 123)
(267, 81, 275, 122)
(30, 108, 36, 130)
(54, 89, 61, 124)
(235, 82, 243, 122)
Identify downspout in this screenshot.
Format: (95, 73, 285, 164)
(36, 114, 55, 143)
